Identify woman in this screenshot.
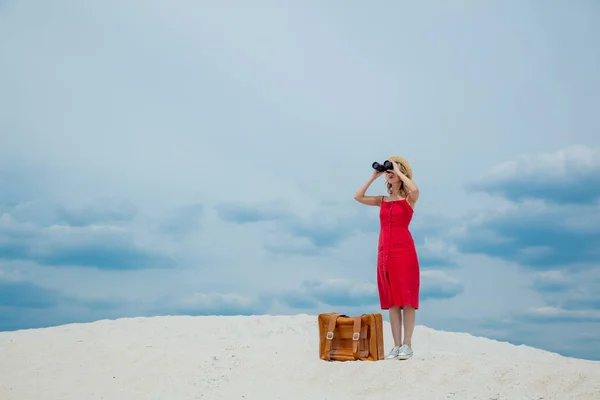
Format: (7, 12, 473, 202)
(353, 155, 420, 360)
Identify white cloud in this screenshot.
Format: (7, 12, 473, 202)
(467, 146, 600, 204)
(482, 145, 600, 180)
(167, 292, 262, 316)
(531, 270, 571, 292)
(523, 306, 600, 323)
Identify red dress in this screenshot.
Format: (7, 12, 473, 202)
(376, 197, 420, 310)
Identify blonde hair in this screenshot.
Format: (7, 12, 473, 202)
(384, 155, 413, 198)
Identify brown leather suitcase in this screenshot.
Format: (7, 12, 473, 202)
(318, 312, 385, 361)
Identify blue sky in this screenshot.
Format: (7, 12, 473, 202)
(1, 0, 599, 360)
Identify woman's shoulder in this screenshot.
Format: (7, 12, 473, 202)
(381, 195, 402, 202)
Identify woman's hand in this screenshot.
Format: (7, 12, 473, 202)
(391, 161, 404, 177)
(372, 169, 384, 180)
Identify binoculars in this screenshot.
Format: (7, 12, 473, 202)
(372, 160, 394, 172)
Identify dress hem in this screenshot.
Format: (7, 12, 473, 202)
(380, 304, 419, 310)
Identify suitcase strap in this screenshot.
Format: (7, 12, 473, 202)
(323, 312, 363, 360)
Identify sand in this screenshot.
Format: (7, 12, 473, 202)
(1, 314, 599, 400)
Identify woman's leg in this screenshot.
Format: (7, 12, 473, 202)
(389, 306, 403, 347)
(402, 306, 416, 346)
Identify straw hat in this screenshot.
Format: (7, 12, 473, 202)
(387, 155, 412, 179)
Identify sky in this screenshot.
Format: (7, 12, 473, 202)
(1, 0, 599, 360)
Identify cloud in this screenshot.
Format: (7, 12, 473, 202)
(467, 145, 600, 205)
(563, 294, 600, 311)
(420, 270, 464, 300)
(155, 203, 204, 238)
(0, 280, 64, 309)
(438, 314, 600, 361)
(530, 270, 571, 293)
(0, 274, 127, 331)
(528, 266, 600, 313)
(0, 269, 264, 330)
(0, 165, 140, 227)
(215, 201, 292, 224)
(453, 202, 600, 268)
(55, 201, 138, 227)
(517, 306, 600, 324)
(435, 146, 600, 360)
(216, 200, 456, 263)
(281, 279, 379, 308)
(453, 147, 600, 269)
(278, 271, 463, 310)
(158, 292, 266, 316)
(0, 266, 465, 330)
(270, 202, 379, 251)
(0, 211, 174, 270)
(214, 200, 378, 255)
(417, 237, 460, 269)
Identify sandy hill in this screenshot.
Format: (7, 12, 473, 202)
(1, 314, 599, 399)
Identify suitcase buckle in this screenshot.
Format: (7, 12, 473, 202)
(326, 331, 334, 340)
(352, 332, 360, 340)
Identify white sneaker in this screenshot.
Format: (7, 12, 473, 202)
(397, 344, 413, 360)
(385, 346, 401, 360)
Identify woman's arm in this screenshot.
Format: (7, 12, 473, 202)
(354, 172, 384, 206)
(392, 163, 420, 204)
